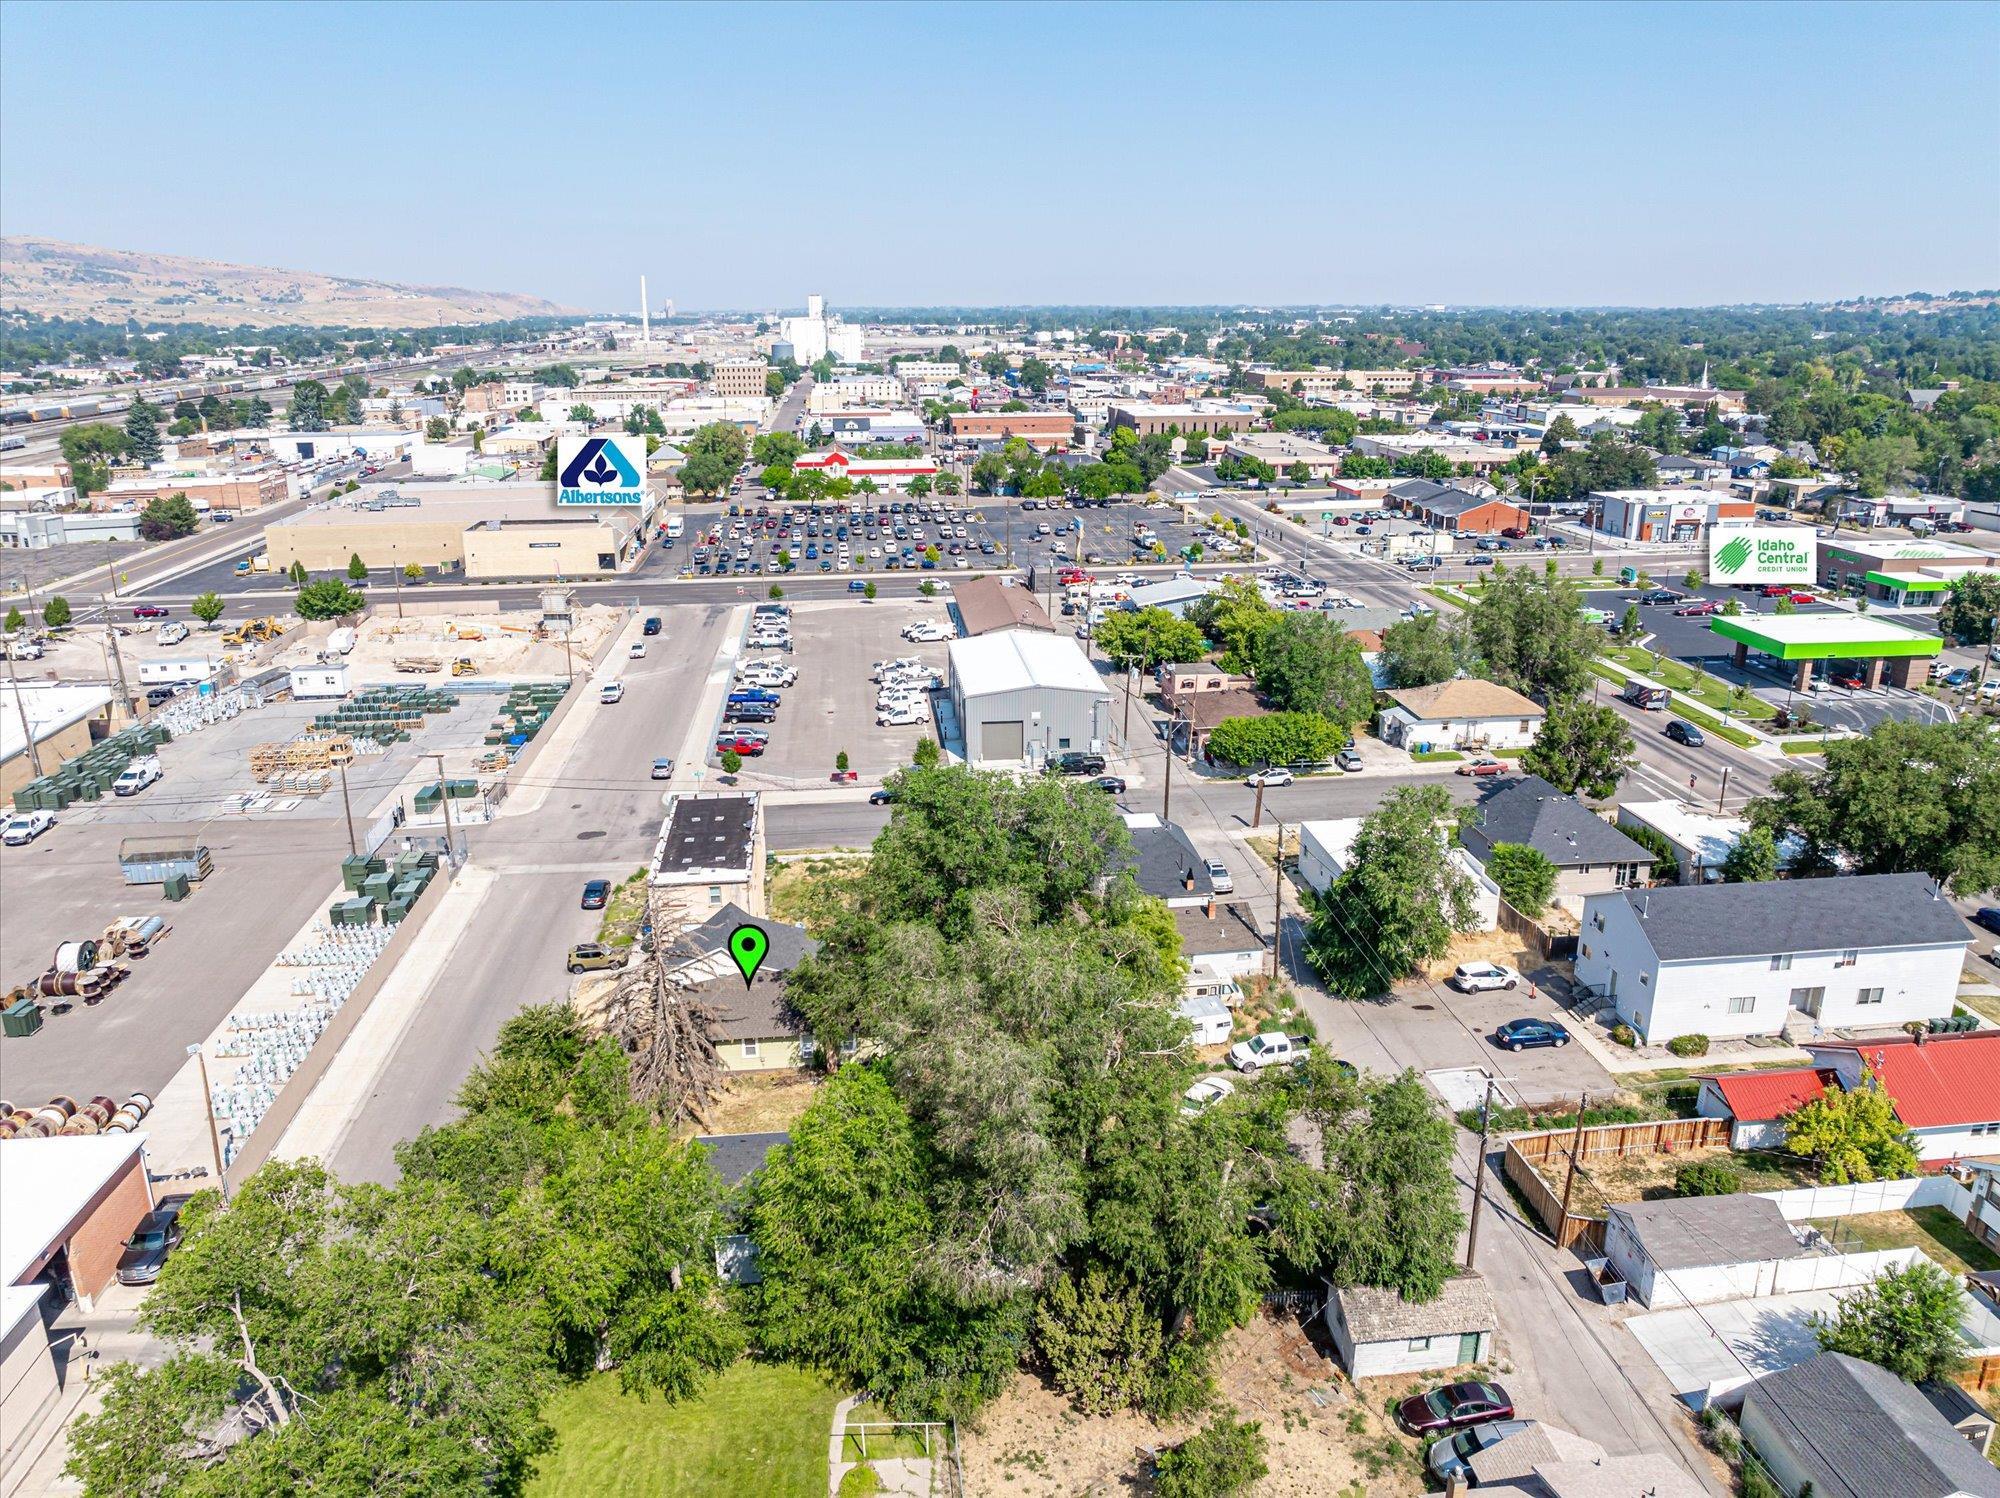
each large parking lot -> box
[657,497,1249,580]
[713,598,952,787]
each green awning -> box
[1708,615,1942,661]
[1865,571,1948,592]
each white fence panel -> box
[1755,1176,1966,1221]
[1771,1246,1922,1295]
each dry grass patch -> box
[694,1071,820,1137]
[767,853,869,933]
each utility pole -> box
[1556,1092,1591,1226]
[1251,776,1265,829]
[1465,1076,1498,1269]
[1715,764,1730,814]
[1269,821,1285,981]
[4,645,45,777]
[427,751,459,866]
[102,606,134,715]
[187,1044,231,1204]
[336,761,358,856]
[1161,716,1178,822]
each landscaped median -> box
[1586,661,1761,748]
[1602,644,1779,722]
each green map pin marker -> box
[728,924,769,988]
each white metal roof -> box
[0,1133,148,1338]
[948,629,1103,697]
[0,683,113,766]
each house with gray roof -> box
[1573,873,1973,1046]
[1738,1352,2000,1498]
[1459,775,1654,912]
[1113,813,1215,907]
[663,902,820,1073]
[1323,1272,1498,1378]
[1602,1195,1809,1308]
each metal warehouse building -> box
[947,629,1110,768]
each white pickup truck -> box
[112,756,163,797]
[1227,1031,1313,1075]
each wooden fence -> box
[1494,899,1579,961]
[1503,1117,1733,1251]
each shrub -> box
[1154,1415,1267,1498]
[1666,1034,1710,1058]
[1032,1264,1162,1415]
[1610,1024,1638,1048]
[1675,1160,1741,1197]
[912,738,940,769]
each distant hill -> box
[0,235,576,328]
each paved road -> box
[327,603,738,1182]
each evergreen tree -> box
[124,400,163,464]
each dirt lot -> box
[1533,1142,1821,1217]
[694,1071,820,1137]
[271,603,622,685]
[961,1313,1426,1498]
[766,853,868,934]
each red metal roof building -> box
[791,447,940,491]
[1694,1068,1834,1149]
[1806,1032,2000,1163]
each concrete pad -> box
[1624,1288,1841,1402]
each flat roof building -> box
[712,360,769,399]
[1,682,116,799]
[649,792,764,923]
[1106,401,1264,438]
[946,410,1075,450]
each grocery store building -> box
[1707,613,1942,692]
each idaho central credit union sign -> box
[555,434,647,506]
[1708,524,1815,584]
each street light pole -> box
[187,1043,231,1204]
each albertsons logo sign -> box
[1709,525,1815,583]
[556,435,647,507]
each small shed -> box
[1324,1272,1498,1379]
[1603,1195,1809,1309]
[1693,1067,1832,1149]
[1178,992,1233,1047]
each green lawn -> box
[531,1363,840,1498]
[1781,738,1834,755]
[1411,748,1464,762]
[1603,646,1778,722]
[1806,1207,2000,1276]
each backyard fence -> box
[1504,1117,1733,1251]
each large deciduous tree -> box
[1305,785,1477,995]
[1785,1072,1922,1184]
[1466,565,1603,701]
[1252,613,1378,726]
[1812,1260,1967,1384]
[1520,699,1635,799]
[1093,608,1206,672]
[1379,613,1462,688]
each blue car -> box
[1972,908,2000,936]
[1493,1018,1570,1052]
[848,579,867,592]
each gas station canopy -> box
[1707,614,1942,661]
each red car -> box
[1785,590,1818,604]
[132,605,169,619]
[714,735,767,757]
[1396,1381,1515,1436]
[1673,600,1720,616]
[1830,671,1865,690]
[1455,756,1505,777]
[1500,526,1528,539]
[1759,584,1792,598]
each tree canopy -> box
[1305,785,1477,996]
[1520,699,1635,799]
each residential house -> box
[1615,800,1803,885]
[1114,813,1214,907]
[1572,874,1972,1047]
[1323,1273,1498,1379]
[1479,1452,1706,1498]
[1459,1423,1620,1494]
[1693,1068,1835,1149]
[1298,816,1502,930]
[699,1131,789,1285]
[1804,1031,2000,1165]
[649,792,764,924]
[1737,1353,2000,1498]
[1173,901,1267,1006]
[951,576,1056,637]
[661,902,818,1073]
[1460,775,1655,912]
[1377,679,1545,752]
[1602,1195,1810,1309]
[1961,1162,2000,1257]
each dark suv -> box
[1046,752,1107,776]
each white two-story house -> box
[1572,874,1971,1047]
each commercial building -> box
[1349,432,1525,472]
[895,360,963,386]
[1708,613,1942,692]
[264,482,653,580]
[790,448,939,491]
[1218,432,1342,480]
[649,792,764,924]
[1405,488,1531,536]
[1,683,117,800]
[1569,384,1748,414]
[0,507,140,548]
[812,412,926,447]
[1444,370,1545,396]
[1573,873,1972,1046]
[712,360,769,399]
[1837,494,1967,529]
[1253,368,1425,396]
[947,628,1109,767]
[255,430,416,465]
[1106,401,1264,438]
[806,375,902,412]
[1591,489,1755,543]
[102,464,289,513]
[945,410,1075,450]
[951,576,1056,636]
[1817,533,2000,606]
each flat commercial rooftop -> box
[1707,613,1941,659]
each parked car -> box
[1429,1420,1536,1483]
[1456,756,1505,777]
[1091,775,1128,795]
[643,616,662,636]
[1335,747,1364,772]
[1673,600,1720,617]
[1048,751,1107,776]
[868,787,895,806]
[1396,1381,1516,1436]
[1969,908,2000,936]
[1639,589,1683,606]
[1450,961,1518,993]
[1244,767,1293,788]
[1829,670,1866,690]
[581,879,611,910]
[1180,1075,1238,1117]
[1494,1018,1571,1052]
[1664,718,1705,747]
[650,758,675,781]
[566,942,620,974]
[1227,1031,1312,1075]
[114,1199,190,1286]
[1,810,56,846]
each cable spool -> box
[105,1107,141,1133]
[82,1096,117,1127]
[0,1119,18,1140]
[60,1113,100,1135]
[52,940,99,974]
[29,1107,69,1134]
[126,1091,155,1117]
[43,1095,78,1120]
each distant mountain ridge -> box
[0,235,575,329]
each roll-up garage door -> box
[979,719,1025,762]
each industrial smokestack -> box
[640,275,651,344]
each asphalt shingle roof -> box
[1115,820,1214,902]
[1740,1352,2000,1498]
[694,1132,788,1189]
[1335,1274,1497,1342]
[1462,775,1654,869]
[1605,873,1972,962]
[1609,1194,1806,1271]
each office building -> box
[712,360,770,399]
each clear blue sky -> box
[3,1,1995,313]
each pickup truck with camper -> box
[1227,1031,1312,1074]
[112,757,163,797]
